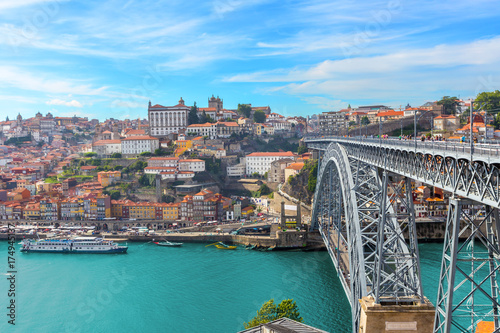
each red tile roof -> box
[122,135,159,141]
[247,151,295,157]
[377,110,403,117]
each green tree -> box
[154,148,167,156]
[109,190,121,200]
[199,111,209,123]
[297,145,308,155]
[244,300,277,328]
[437,96,458,114]
[237,104,252,118]
[138,174,151,186]
[361,115,370,125]
[349,121,357,127]
[475,90,500,113]
[162,194,175,203]
[259,184,271,195]
[84,152,97,158]
[276,299,303,323]
[114,165,123,171]
[253,110,266,123]
[140,151,152,157]
[493,113,500,130]
[307,160,318,193]
[188,102,199,125]
[90,159,101,166]
[110,153,122,158]
[244,299,303,329]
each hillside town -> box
[0,95,497,227]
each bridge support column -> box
[359,296,435,333]
[434,198,500,333]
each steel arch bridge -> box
[305,136,500,333]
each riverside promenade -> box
[0,221,326,250]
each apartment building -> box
[121,135,159,156]
[97,171,122,187]
[246,151,296,176]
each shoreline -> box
[0,230,327,251]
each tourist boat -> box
[206,242,237,250]
[20,237,128,254]
[153,241,183,247]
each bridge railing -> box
[305,135,500,159]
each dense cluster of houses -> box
[0,188,252,223]
[317,100,500,141]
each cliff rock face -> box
[282,160,317,205]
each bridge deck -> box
[305,136,500,163]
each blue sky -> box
[1,0,500,121]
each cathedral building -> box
[208,95,223,111]
[148,98,190,137]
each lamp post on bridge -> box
[470,99,474,157]
[414,109,435,149]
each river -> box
[0,241,445,332]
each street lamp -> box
[414,109,435,148]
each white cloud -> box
[0,94,39,104]
[301,96,348,110]
[0,0,61,11]
[110,100,144,109]
[0,66,109,96]
[55,110,97,119]
[227,37,500,83]
[212,0,270,16]
[46,99,83,107]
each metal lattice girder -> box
[310,143,424,332]
[311,143,366,333]
[373,175,425,304]
[305,137,500,209]
[434,198,500,333]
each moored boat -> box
[20,237,128,254]
[206,242,237,250]
[215,244,237,250]
[153,241,183,247]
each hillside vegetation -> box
[281,159,318,205]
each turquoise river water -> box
[0,241,445,333]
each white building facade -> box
[245,151,296,176]
[148,98,189,137]
[92,140,122,157]
[186,123,217,139]
[121,136,159,156]
[178,159,205,172]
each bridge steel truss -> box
[311,143,424,332]
[307,137,500,333]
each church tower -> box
[208,95,223,111]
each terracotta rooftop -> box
[122,135,159,141]
[247,151,295,157]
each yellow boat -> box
[206,242,237,250]
[215,244,237,250]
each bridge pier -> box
[359,296,435,333]
[434,198,500,333]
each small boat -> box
[153,241,183,247]
[206,242,237,250]
[215,244,237,250]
